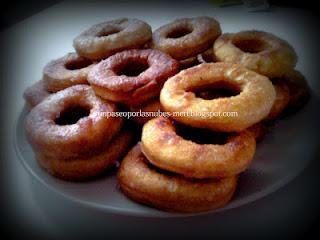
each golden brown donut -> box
[118,143,238,213]
[214,31,297,78]
[43,53,95,92]
[37,128,133,181]
[152,16,221,60]
[282,70,310,113]
[141,117,256,179]
[160,63,276,132]
[73,18,152,60]
[23,80,52,109]
[88,49,179,106]
[25,85,123,160]
[129,98,162,125]
[265,78,290,120]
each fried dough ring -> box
[88,49,179,106]
[130,98,162,125]
[118,143,238,213]
[37,128,133,181]
[24,80,52,109]
[25,85,123,159]
[152,16,221,60]
[214,31,297,78]
[141,117,256,179]
[265,79,290,120]
[283,70,310,113]
[160,63,276,132]
[73,18,152,60]
[43,53,95,92]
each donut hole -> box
[55,105,91,125]
[233,38,268,53]
[65,58,92,70]
[97,27,121,37]
[166,26,193,39]
[191,82,241,100]
[175,123,229,145]
[116,58,149,77]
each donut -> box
[25,85,123,160]
[23,80,52,109]
[152,16,221,60]
[265,78,290,120]
[160,63,276,132]
[118,143,238,213]
[37,128,133,181]
[43,53,95,92]
[214,30,297,78]
[130,98,162,125]
[282,70,310,113]
[141,117,256,179]
[73,18,152,60]
[88,49,179,106]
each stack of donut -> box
[23,16,310,213]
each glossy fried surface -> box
[118,143,238,213]
[73,18,152,60]
[214,31,297,78]
[141,117,256,178]
[160,63,276,132]
[152,16,221,60]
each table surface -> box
[2,1,320,238]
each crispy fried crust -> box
[160,63,276,132]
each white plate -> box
[14,93,319,218]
